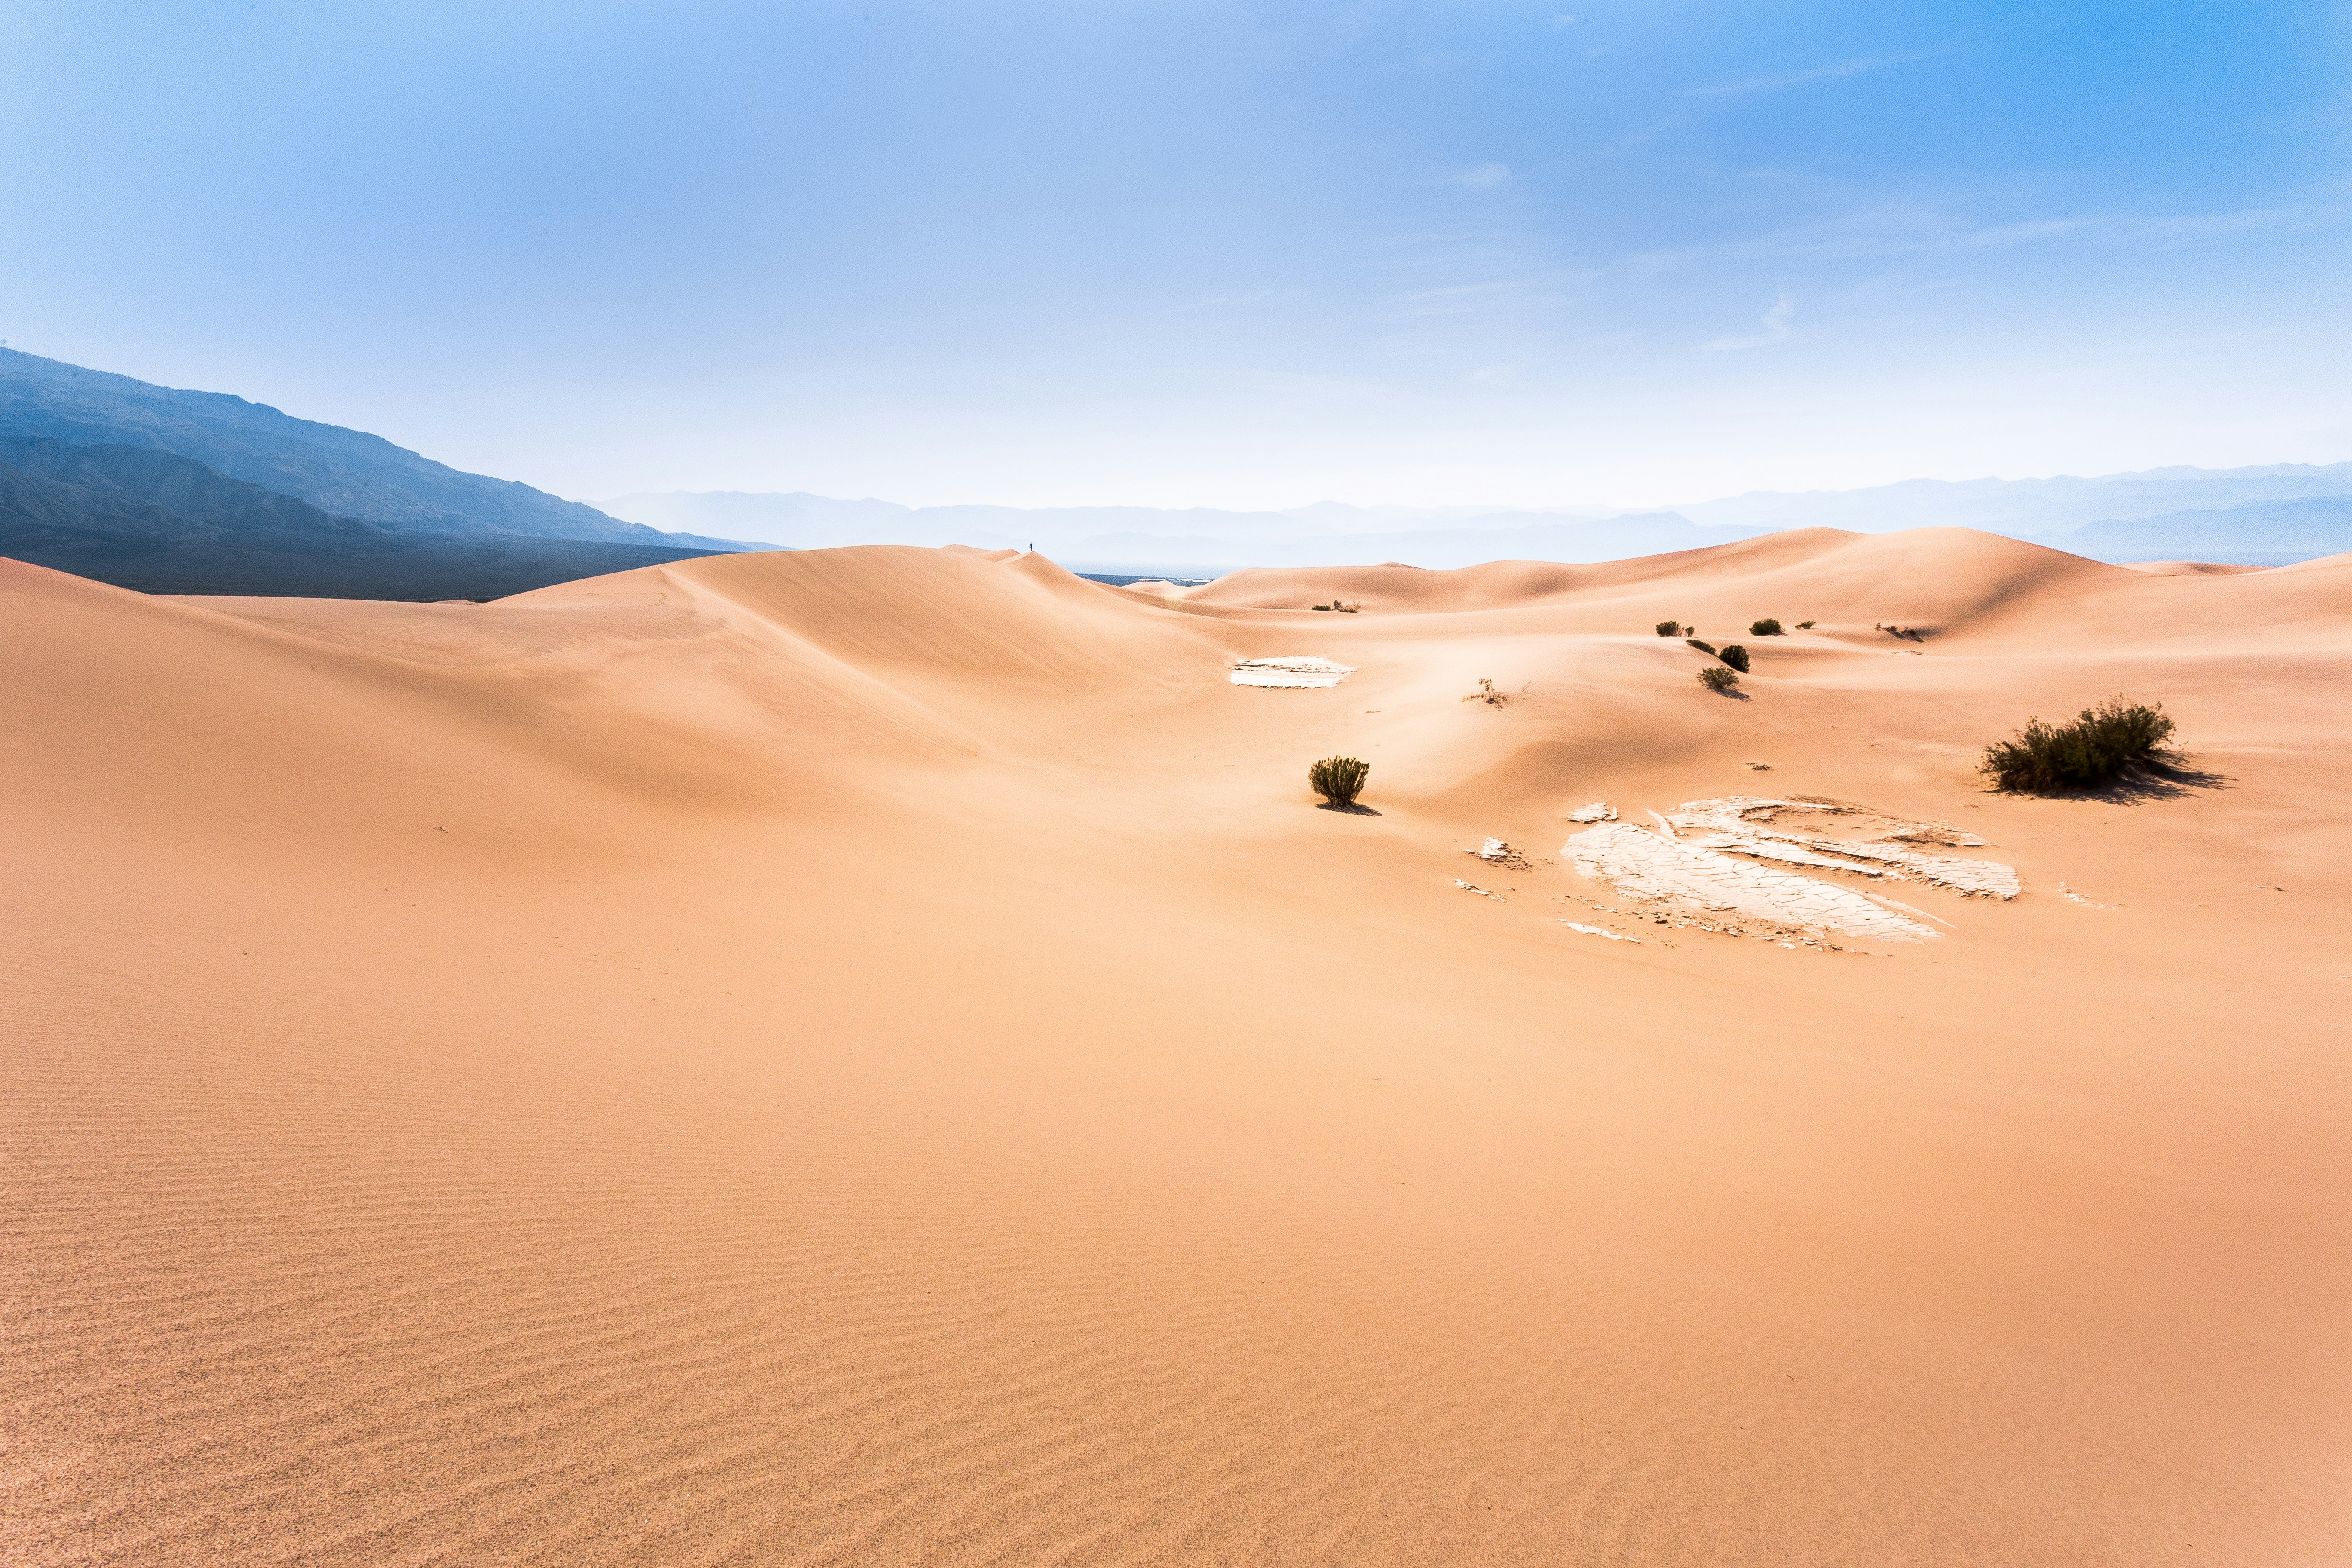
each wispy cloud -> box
[1606,53,1920,152]
[1448,163,1512,189]
[1685,56,1908,98]
[1703,213,2086,268]
[1704,293,1795,351]
[1629,195,2343,276]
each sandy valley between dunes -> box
[5,528,2349,1565]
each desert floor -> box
[5,529,2349,1565]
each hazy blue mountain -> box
[2052,496,2352,566]
[1065,512,1761,571]
[598,492,1760,567]
[599,491,1314,552]
[600,491,926,544]
[0,438,734,600]
[603,490,1638,549]
[1676,464,2352,536]
[0,349,746,550]
[609,468,2352,570]
[1275,500,1623,532]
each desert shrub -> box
[1719,644,1750,673]
[1750,618,1783,636]
[1312,603,1331,610]
[1980,698,2176,792]
[1697,666,1740,694]
[1309,755,1371,805]
[1461,677,1505,707]
[1685,638,1716,654]
[1796,620,1816,629]
[1655,619,1680,637]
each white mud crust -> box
[1563,796,2019,943]
[1566,821,1939,941]
[1229,657,1356,688]
[1566,802,1618,823]
[1666,797,2020,899]
[1562,921,1640,943]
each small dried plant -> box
[1309,755,1371,805]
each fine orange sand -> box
[5,528,2349,1565]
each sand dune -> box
[6,532,2349,1566]
[2126,559,2271,576]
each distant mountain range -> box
[1672,466,2352,537]
[6,346,2345,597]
[603,465,2352,570]
[0,349,753,598]
[2052,496,2352,566]
[597,491,1754,572]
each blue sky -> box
[4,1,2348,508]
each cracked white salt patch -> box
[1665,797,2019,900]
[1454,879,1505,901]
[1566,802,1617,823]
[1562,922,1639,943]
[1476,838,1509,861]
[1229,657,1355,688]
[1565,821,1938,940]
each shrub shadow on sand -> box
[1316,801,1384,815]
[2006,756,2231,805]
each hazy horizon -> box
[592,454,2352,528]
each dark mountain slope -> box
[0,441,735,600]
[0,348,741,549]
[0,436,386,540]
[1,459,202,539]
